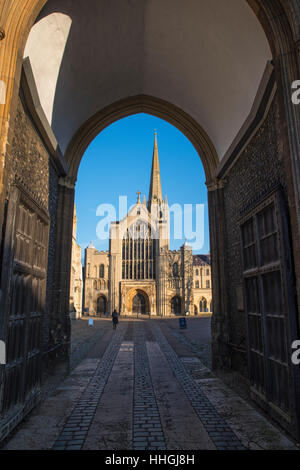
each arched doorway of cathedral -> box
[1,0,300,441]
[96,295,107,316]
[126,289,150,316]
[171,296,182,316]
[199,298,208,314]
[132,293,147,316]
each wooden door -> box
[0,184,49,420]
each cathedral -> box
[82,134,212,317]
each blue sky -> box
[75,113,210,255]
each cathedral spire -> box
[148,131,163,210]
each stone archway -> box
[171,296,182,315]
[132,293,147,315]
[96,295,107,316]
[0,0,300,442]
[199,298,208,314]
[126,288,150,316]
[1,1,299,209]
[64,95,218,185]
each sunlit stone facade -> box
[83,134,211,316]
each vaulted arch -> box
[1,0,300,442]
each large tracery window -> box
[122,222,156,280]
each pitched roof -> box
[193,254,211,266]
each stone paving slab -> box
[83,342,134,450]
[162,317,212,368]
[3,318,298,451]
[52,324,126,450]
[3,358,100,450]
[197,376,298,450]
[146,340,215,450]
[161,317,211,368]
[150,322,245,450]
[70,318,115,370]
[155,321,298,451]
[132,322,167,451]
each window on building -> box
[195,280,199,288]
[99,264,105,278]
[122,222,156,280]
[206,280,210,288]
[206,269,210,275]
[196,269,199,276]
[173,262,179,277]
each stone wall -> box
[7,92,51,206]
[222,91,287,377]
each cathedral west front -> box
[82,134,212,317]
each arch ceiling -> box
[23,0,271,160]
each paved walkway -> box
[3,318,298,450]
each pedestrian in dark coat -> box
[112,309,119,329]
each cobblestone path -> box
[52,323,127,450]
[3,318,297,451]
[132,322,167,450]
[150,323,244,450]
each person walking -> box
[112,309,119,330]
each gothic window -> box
[196,269,199,276]
[122,222,156,280]
[195,281,199,288]
[173,262,178,277]
[206,280,210,288]
[99,264,105,278]
[206,269,210,275]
